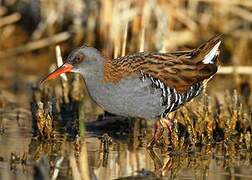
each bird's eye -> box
[74,54,85,64]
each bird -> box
[41,35,222,147]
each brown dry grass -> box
[0,1,252,179]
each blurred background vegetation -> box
[0,0,252,179]
[0,0,251,110]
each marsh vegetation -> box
[0,0,251,179]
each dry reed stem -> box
[61,81,70,104]
[0,6,7,16]
[217,66,252,74]
[171,119,179,150]
[110,1,138,58]
[231,6,252,22]
[35,102,54,139]
[51,156,64,180]
[181,108,197,145]
[193,0,252,7]
[56,45,68,81]
[70,142,90,180]
[71,75,84,101]
[233,31,252,38]
[70,154,81,180]
[139,27,145,52]
[79,142,90,180]
[139,1,150,52]
[121,22,128,57]
[0,12,21,27]
[0,32,71,59]
[173,8,198,31]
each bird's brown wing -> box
[104,35,221,93]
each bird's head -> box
[40,46,103,84]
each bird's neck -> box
[80,58,105,84]
[80,59,110,105]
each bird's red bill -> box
[40,63,73,84]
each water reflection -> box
[87,135,252,180]
[0,113,251,180]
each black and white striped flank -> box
[141,73,203,118]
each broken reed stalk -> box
[56,45,68,81]
[34,101,55,139]
[30,45,86,139]
[56,45,70,104]
[157,90,252,150]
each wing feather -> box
[104,35,222,93]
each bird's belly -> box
[86,77,165,119]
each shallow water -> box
[0,111,251,180]
[0,2,251,179]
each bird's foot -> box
[147,119,164,148]
[147,118,173,148]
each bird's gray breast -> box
[84,75,165,119]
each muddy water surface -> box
[0,111,251,180]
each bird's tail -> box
[192,34,222,64]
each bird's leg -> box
[162,115,181,149]
[147,111,177,148]
[147,118,164,148]
[161,118,173,134]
